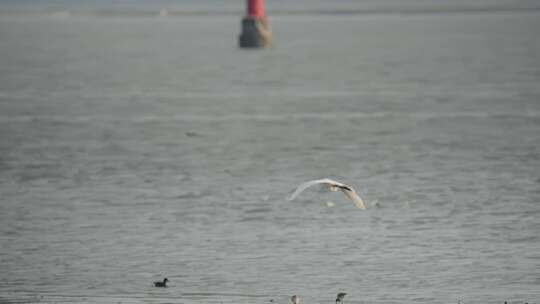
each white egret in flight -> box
[288,178,366,209]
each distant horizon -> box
[1,0,540,17]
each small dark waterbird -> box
[154,278,169,287]
[291,295,300,304]
[336,293,347,304]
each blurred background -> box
[1,0,539,303]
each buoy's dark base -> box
[238,16,271,48]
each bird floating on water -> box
[154,278,169,287]
[290,295,300,304]
[336,293,347,304]
[288,178,366,209]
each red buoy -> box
[238,0,271,48]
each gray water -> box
[1,1,540,304]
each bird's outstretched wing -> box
[288,178,335,201]
[341,188,366,209]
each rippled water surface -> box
[1,2,539,304]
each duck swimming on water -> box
[336,293,347,304]
[154,278,169,287]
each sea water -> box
[1,1,539,303]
